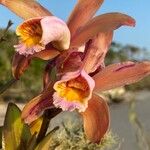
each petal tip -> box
[125,17,136,27]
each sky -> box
[0,0,150,49]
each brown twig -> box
[0,78,17,95]
[0,20,13,43]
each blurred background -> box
[0,0,150,150]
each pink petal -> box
[53,93,87,112]
[81,94,110,143]
[71,13,135,47]
[67,0,104,36]
[83,31,113,74]
[40,16,71,50]
[53,70,95,112]
[93,61,150,92]
[21,91,53,124]
[0,0,52,19]
[14,42,44,55]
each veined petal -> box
[15,17,44,55]
[0,0,52,20]
[53,70,95,112]
[33,48,60,60]
[71,13,135,47]
[40,16,70,50]
[43,59,56,89]
[81,94,110,143]
[67,0,104,36]
[12,52,31,79]
[22,92,53,124]
[15,16,70,55]
[93,61,150,92]
[83,32,113,74]
[56,51,83,76]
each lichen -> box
[48,120,120,150]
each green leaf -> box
[30,117,43,136]
[27,133,37,150]
[2,103,31,150]
[35,126,59,150]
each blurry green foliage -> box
[0,28,45,102]
[106,42,150,64]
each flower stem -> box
[36,108,61,143]
[36,110,51,143]
[0,78,17,95]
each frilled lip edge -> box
[53,70,95,112]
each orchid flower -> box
[14,16,70,55]
[1,0,150,144]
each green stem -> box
[36,108,61,143]
[36,110,50,143]
[0,78,17,95]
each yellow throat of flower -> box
[55,76,89,103]
[16,19,43,47]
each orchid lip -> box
[15,16,71,55]
[53,70,95,112]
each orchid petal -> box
[43,60,56,89]
[12,53,31,79]
[93,61,150,92]
[33,48,60,60]
[53,70,95,112]
[0,0,52,20]
[67,0,104,36]
[81,94,110,143]
[56,51,83,76]
[83,31,113,74]
[40,16,71,50]
[71,13,135,47]
[21,91,53,124]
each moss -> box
[48,121,119,150]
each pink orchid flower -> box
[1,0,150,143]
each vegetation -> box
[0,27,45,102]
[47,121,119,150]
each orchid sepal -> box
[81,94,110,143]
[0,0,52,20]
[93,61,150,92]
